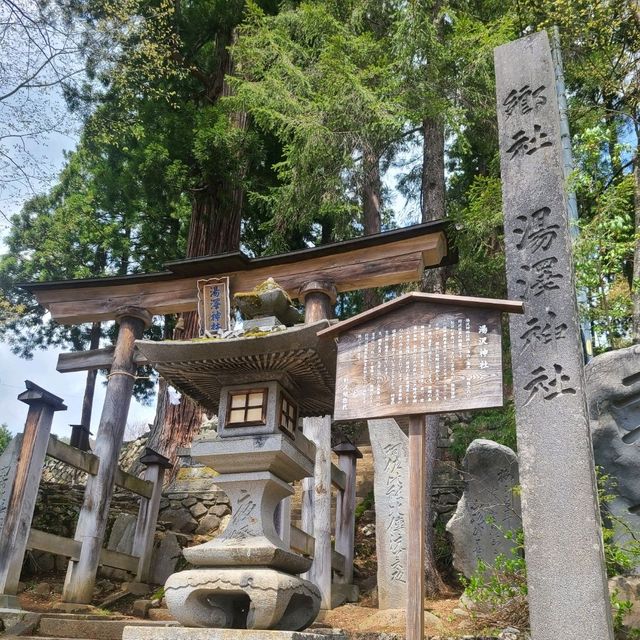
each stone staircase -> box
[2,612,177,639]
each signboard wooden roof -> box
[320,292,524,421]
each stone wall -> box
[24,479,232,583]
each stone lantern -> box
[135,289,337,632]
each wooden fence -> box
[0,381,169,608]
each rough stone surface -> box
[446,439,521,578]
[183,472,311,574]
[195,514,221,535]
[38,617,177,640]
[208,504,229,517]
[148,608,176,622]
[495,30,613,640]
[159,507,198,534]
[164,568,321,630]
[193,431,315,482]
[150,533,183,586]
[368,418,408,609]
[355,609,443,633]
[123,629,327,640]
[0,435,22,536]
[608,576,640,629]
[189,502,208,519]
[107,513,137,555]
[586,344,640,555]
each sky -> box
[0,132,157,439]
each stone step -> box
[36,617,178,640]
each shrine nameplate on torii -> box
[321,293,521,420]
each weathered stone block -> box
[164,568,320,630]
[159,507,198,534]
[195,514,221,536]
[151,532,182,586]
[446,439,521,578]
[189,503,208,519]
[586,344,640,555]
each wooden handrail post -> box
[0,381,66,609]
[63,306,152,604]
[301,416,332,610]
[132,448,172,584]
[332,442,362,585]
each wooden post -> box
[300,279,335,609]
[69,423,91,452]
[333,442,362,585]
[132,448,172,584]
[407,414,426,640]
[63,306,151,604]
[300,280,337,324]
[0,382,66,608]
[302,415,333,610]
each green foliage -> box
[462,527,528,631]
[449,403,517,462]
[0,424,12,456]
[598,469,640,577]
[355,490,374,521]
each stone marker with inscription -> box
[368,418,409,609]
[495,30,614,640]
[446,439,520,578]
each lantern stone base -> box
[164,568,321,631]
[123,628,329,640]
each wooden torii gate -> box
[21,221,451,604]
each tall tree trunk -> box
[421,115,448,597]
[79,321,101,441]
[633,158,640,343]
[362,146,382,310]
[421,116,446,294]
[150,33,247,466]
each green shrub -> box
[450,403,517,463]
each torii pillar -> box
[63,306,152,604]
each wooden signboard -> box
[319,292,523,640]
[333,303,503,420]
[320,292,522,421]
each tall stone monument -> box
[495,31,614,639]
[368,418,409,609]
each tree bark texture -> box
[421,116,447,596]
[424,414,447,596]
[362,146,382,310]
[152,30,247,465]
[421,116,447,295]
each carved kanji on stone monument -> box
[495,30,613,640]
